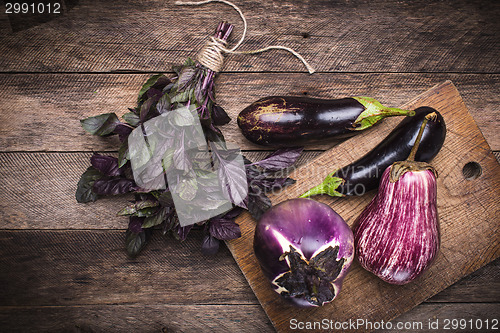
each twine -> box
[174,0,316,74]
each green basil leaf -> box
[135,206,159,217]
[75,166,103,203]
[117,200,159,216]
[125,229,149,258]
[156,93,171,114]
[174,177,198,201]
[142,207,168,228]
[137,74,164,103]
[118,140,129,168]
[81,113,120,136]
[122,112,140,127]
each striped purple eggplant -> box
[353,112,441,284]
[354,167,439,284]
[253,198,354,307]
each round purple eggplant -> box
[253,198,354,307]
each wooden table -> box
[0,1,498,332]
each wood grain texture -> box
[0,0,498,330]
[0,230,257,306]
[0,151,314,229]
[226,81,500,332]
[0,0,498,73]
[0,229,496,332]
[0,73,498,151]
[0,152,133,229]
[427,257,500,303]
[0,304,274,333]
[377,303,500,333]
[1,303,499,333]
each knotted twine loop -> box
[174,0,316,74]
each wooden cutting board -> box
[226,81,500,332]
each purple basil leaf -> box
[201,234,220,255]
[156,94,171,114]
[177,67,197,91]
[137,74,166,103]
[256,177,296,192]
[140,97,155,122]
[163,210,178,235]
[211,104,231,126]
[247,186,272,220]
[251,147,303,171]
[80,113,120,136]
[222,207,244,219]
[211,144,248,207]
[209,218,241,240]
[128,216,144,233]
[195,79,205,106]
[147,88,163,101]
[204,124,225,143]
[152,75,171,91]
[158,191,174,207]
[90,154,121,177]
[75,166,103,203]
[113,123,133,142]
[177,224,193,241]
[236,198,248,210]
[245,164,266,181]
[92,178,135,195]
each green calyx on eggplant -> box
[237,96,415,146]
[300,106,446,198]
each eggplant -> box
[253,198,354,307]
[354,113,440,284]
[300,106,446,198]
[238,96,415,146]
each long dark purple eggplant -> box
[300,106,446,197]
[237,96,415,146]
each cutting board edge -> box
[226,80,500,332]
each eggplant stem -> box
[407,112,436,161]
[351,96,415,131]
[389,111,438,182]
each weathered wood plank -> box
[380,303,500,333]
[4,149,494,231]
[0,151,311,229]
[0,152,133,229]
[0,230,258,306]
[427,258,500,303]
[0,73,498,151]
[0,0,498,73]
[0,304,274,333]
[0,229,497,307]
[0,303,498,333]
